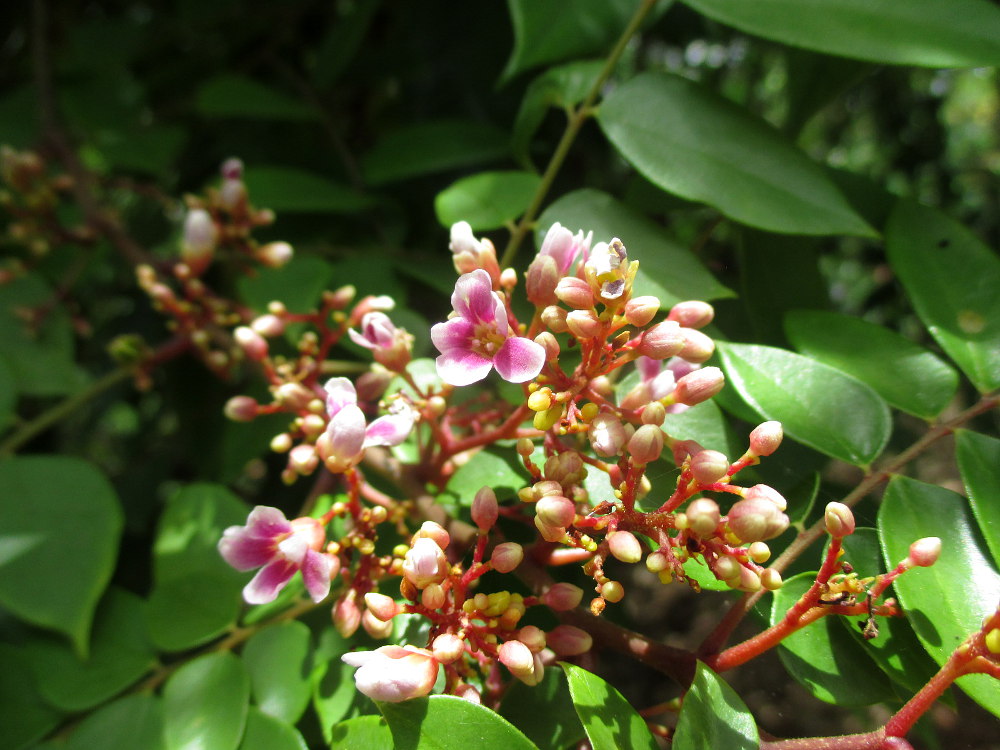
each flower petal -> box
[219,528,278,571]
[430,317,475,353]
[636,356,660,383]
[243,558,297,604]
[364,412,415,448]
[451,269,496,323]
[324,377,358,416]
[325,403,367,460]
[301,549,334,602]
[493,336,545,383]
[435,350,494,387]
[347,327,377,350]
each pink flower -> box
[218,507,334,604]
[431,269,545,386]
[316,377,416,472]
[348,312,413,371]
[525,222,592,306]
[342,645,439,702]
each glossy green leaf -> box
[243,621,313,724]
[379,695,537,750]
[362,120,510,186]
[145,483,249,651]
[435,171,541,231]
[237,708,308,750]
[663,398,735,456]
[444,449,527,506]
[878,476,1000,716]
[679,0,1000,68]
[673,662,758,750]
[26,588,156,711]
[63,694,164,750]
[885,200,1000,393]
[0,273,88,396]
[717,342,891,466]
[163,652,250,750]
[499,667,585,750]
[0,643,63,750]
[956,429,1000,565]
[242,166,371,214]
[785,310,959,419]
[196,74,316,120]
[238,255,335,316]
[838,530,940,696]
[783,50,873,138]
[771,572,895,706]
[597,72,875,237]
[0,456,122,654]
[537,189,733,305]
[329,715,393,750]
[561,662,658,750]
[97,125,186,177]
[681,556,731,592]
[512,60,603,169]
[311,629,357,743]
[0,358,15,431]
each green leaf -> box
[195,74,317,121]
[885,200,1000,393]
[0,643,63,750]
[512,61,604,170]
[537,189,733,305]
[838,530,940,696]
[597,72,875,237]
[144,483,249,651]
[561,662,658,750]
[435,171,541,231]
[878,476,1000,717]
[679,0,1000,68]
[25,588,156,711]
[96,125,186,177]
[956,430,1000,565]
[717,342,891,466]
[444,449,527,506]
[673,662,758,750]
[329,715,393,750]
[163,652,250,750]
[0,273,88,396]
[237,707,308,750]
[362,120,510,186]
[0,456,121,654]
[681,556,732,592]
[378,695,537,750]
[662,399,736,457]
[238,254,335,315]
[499,667,585,750]
[311,629,357,743]
[785,310,959,419]
[242,166,372,214]
[63,694,164,750]
[771,572,895,706]
[0,358,15,432]
[243,621,313,724]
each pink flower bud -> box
[364,592,400,622]
[686,498,721,538]
[275,382,314,410]
[432,633,466,664]
[760,569,783,591]
[251,314,285,337]
[491,542,524,573]
[627,424,664,465]
[745,484,787,512]
[421,583,446,610]
[526,255,560,307]
[235,326,268,361]
[712,555,740,582]
[749,421,783,457]
[640,402,666,426]
[455,683,481,704]
[541,305,569,333]
[908,537,941,567]
[181,208,218,276]
[256,241,293,268]
[677,328,715,363]
[333,594,361,638]
[727,497,789,543]
[565,309,602,339]
[355,368,393,401]
[534,515,566,543]
[472,487,499,531]
[824,502,855,538]
[672,367,724,406]
[547,625,592,656]
[535,495,576,528]
[224,395,258,422]
[589,413,628,457]
[361,609,394,639]
[221,157,244,180]
[542,582,584,611]
[667,300,714,329]
[623,296,660,327]
[498,640,543,685]
[608,530,643,564]
[517,625,547,652]
[638,321,684,360]
[402,537,448,589]
[342,645,438,703]
[534,331,560,360]
[555,277,595,309]
[414,521,450,550]
[690,450,730,484]
[288,444,319,475]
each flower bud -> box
[534,515,566,542]
[234,326,268,361]
[640,401,666,426]
[671,367,725,406]
[220,157,243,180]
[517,625,547,652]
[748,541,771,563]
[638,321,684,360]
[535,495,576,528]
[288,444,319,475]
[627,424,664,465]
[224,395,258,422]
[333,594,361,638]
[364,592,400,622]
[566,309,602,339]
[667,300,714,329]
[421,583,446,610]
[908,537,941,567]
[361,609,394,639]
[736,567,761,592]
[275,382,314,410]
[181,208,218,276]
[677,328,715,363]
[686,498,721,538]
[541,583,584,611]
[525,255,560,307]
[600,580,625,603]
[646,552,669,573]
[402,537,448,589]
[432,633,466,664]
[499,640,540,685]
[472,486,499,532]
[540,305,568,333]
[712,555,740,582]
[760,569,783,591]
[824,502,855,538]
[491,542,524,573]
[555,277,595,309]
[608,530,643,564]
[745,484,787,512]
[455,683,481,704]
[414,521,450,550]
[251,313,285,337]
[690,450,730,485]
[749,421,783,457]
[985,628,1000,655]
[727,497,789,543]
[256,241,294,268]
[623,296,660,327]
[589,413,628,457]
[535,331,560,360]
[547,625,592,656]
